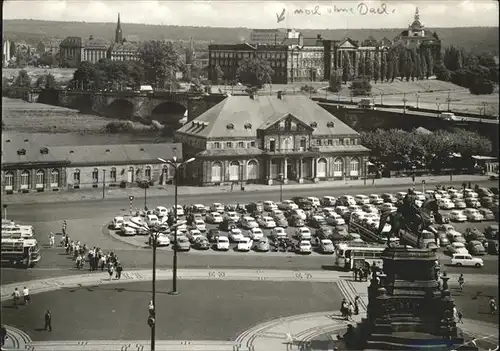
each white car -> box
[193,219,206,232]
[395,192,407,201]
[295,227,312,240]
[439,199,455,210]
[425,190,439,199]
[210,203,225,213]
[325,213,345,226]
[112,216,125,230]
[241,216,259,229]
[379,203,397,213]
[347,205,362,213]
[354,194,370,205]
[413,191,426,201]
[188,229,203,243]
[237,237,253,251]
[446,242,469,255]
[155,206,169,218]
[307,197,321,207]
[258,216,276,229]
[214,236,230,251]
[449,210,467,222]
[229,228,244,243]
[173,205,184,217]
[362,204,379,214]
[121,226,136,236]
[206,212,223,224]
[447,231,466,244]
[226,211,240,222]
[323,207,336,217]
[297,240,312,254]
[270,209,284,217]
[248,228,264,240]
[146,214,159,227]
[278,200,299,210]
[350,211,366,223]
[263,200,278,211]
[290,209,306,220]
[369,194,383,205]
[153,233,170,247]
[463,209,484,222]
[464,190,479,198]
[271,227,287,239]
[338,195,356,206]
[436,190,450,199]
[451,254,484,268]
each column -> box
[313,158,319,183]
[298,158,304,184]
[283,158,288,184]
[267,159,272,185]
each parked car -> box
[237,237,253,252]
[278,200,299,211]
[258,216,277,229]
[288,215,305,227]
[187,212,204,225]
[214,236,230,251]
[463,209,484,222]
[290,209,307,221]
[379,203,397,213]
[449,210,467,222]
[225,211,240,223]
[381,193,396,203]
[446,242,469,255]
[338,195,357,206]
[193,219,206,232]
[318,239,335,254]
[149,233,170,247]
[155,206,169,218]
[321,196,337,207]
[121,226,136,236]
[206,212,223,224]
[325,213,345,226]
[308,215,327,228]
[316,226,333,240]
[369,194,384,205]
[453,199,466,209]
[476,187,494,198]
[175,236,191,251]
[248,227,264,240]
[253,238,270,252]
[438,199,455,210]
[307,197,321,207]
[272,214,288,228]
[292,197,313,210]
[450,253,483,267]
[467,240,486,256]
[465,198,481,209]
[192,237,210,250]
[297,240,312,254]
[361,204,379,214]
[480,197,494,209]
[354,194,370,205]
[219,218,236,231]
[112,216,125,230]
[271,227,287,239]
[478,208,495,221]
[229,228,244,243]
[246,202,264,214]
[210,203,225,213]
[188,229,204,243]
[207,229,220,242]
[464,227,486,242]
[484,224,499,240]
[295,227,312,240]
[263,200,278,212]
[447,230,466,244]
[241,216,259,229]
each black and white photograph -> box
[1,0,499,350]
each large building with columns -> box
[174,93,370,186]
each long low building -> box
[175,93,370,186]
[1,141,182,194]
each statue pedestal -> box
[352,247,476,350]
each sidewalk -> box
[3,174,490,205]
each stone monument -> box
[351,246,478,350]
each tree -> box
[349,77,372,96]
[328,69,342,92]
[434,61,451,81]
[214,64,224,84]
[38,52,57,67]
[413,50,420,81]
[342,52,353,84]
[365,53,373,80]
[469,77,495,95]
[357,53,365,77]
[235,57,274,89]
[398,49,407,80]
[14,69,31,88]
[420,52,427,80]
[391,54,399,82]
[426,51,434,78]
[380,53,387,83]
[373,54,380,83]
[404,50,414,82]
[72,61,98,89]
[35,73,57,89]
[138,40,180,88]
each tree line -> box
[360,129,492,174]
[2,69,59,99]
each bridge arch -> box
[72,95,93,113]
[105,99,135,119]
[151,101,187,125]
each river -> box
[1,97,172,146]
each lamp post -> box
[380,93,383,105]
[446,91,451,111]
[402,93,407,114]
[138,180,150,210]
[157,156,195,295]
[278,173,284,202]
[102,169,106,199]
[3,204,7,220]
[416,93,420,109]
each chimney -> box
[277,91,284,100]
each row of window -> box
[214,59,286,68]
[211,160,259,182]
[211,52,287,59]
[209,138,358,150]
[212,141,256,149]
[4,169,60,189]
[317,138,358,146]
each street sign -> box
[129,196,134,201]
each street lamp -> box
[102,169,106,199]
[140,220,187,351]
[416,93,420,109]
[3,204,7,220]
[278,173,284,202]
[402,93,407,114]
[157,156,195,295]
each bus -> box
[2,223,35,239]
[334,244,386,271]
[400,229,438,250]
[1,238,41,268]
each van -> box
[358,99,375,109]
[439,112,457,121]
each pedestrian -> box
[115,262,123,280]
[458,274,465,291]
[22,286,30,306]
[354,296,360,315]
[11,288,20,309]
[457,310,463,324]
[62,220,67,236]
[99,255,106,272]
[0,325,6,348]
[48,232,55,248]
[490,298,497,315]
[60,234,66,247]
[347,302,354,321]
[353,267,358,281]
[44,310,52,331]
[341,298,348,320]
[108,264,115,280]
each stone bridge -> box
[51,90,225,124]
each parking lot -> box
[109,190,499,260]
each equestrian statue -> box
[377,189,442,248]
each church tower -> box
[115,13,123,44]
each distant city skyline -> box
[3,0,499,29]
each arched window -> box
[229,161,240,181]
[350,157,360,177]
[36,170,45,189]
[247,160,259,180]
[110,167,117,182]
[20,170,30,189]
[73,169,81,185]
[145,166,152,181]
[92,168,99,183]
[128,167,134,183]
[281,136,292,151]
[211,161,223,182]
[50,169,59,188]
[317,158,327,178]
[4,171,14,190]
[334,158,344,177]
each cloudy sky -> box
[3,0,499,29]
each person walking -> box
[0,325,7,348]
[115,262,123,280]
[347,302,354,321]
[457,310,463,324]
[62,221,67,236]
[44,310,52,331]
[11,288,20,309]
[340,298,348,320]
[108,264,115,281]
[490,298,497,315]
[354,296,360,315]
[48,232,55,248]
[22,287,30,306]
[458,274,465,291]
[99,255,106,272]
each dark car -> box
[192,237,210,250]
[485,240,499,255]
[288,215,305,227]
[381,193,396,203]
[219,218,236,231]
[476,187,494,198]
[245,202,263,215]
[273,215,288,228]
[292,197,313,210]
[207,229,221,242]
[480,197,494,208]
[316,226,333,240]
[334,225,349,237]
[464,227,486,242]
[484,224,499,240]
[467,240,486,255]
[308,215,327,229]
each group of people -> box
[340,296,360,321]
[10,287,30,309]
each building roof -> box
[2,141,182,167]
[46,39,62,47]
[60,36,82,48]
[84,36,109,49]
[395,29,438,40]
[176,95,360,139]
[110,41,140,52]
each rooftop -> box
[84,36,109,49]
[110,41,140,52]
[2,141,182,167]
[60,36,82,48]
[176,95,361,139]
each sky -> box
[3,0,499,29]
